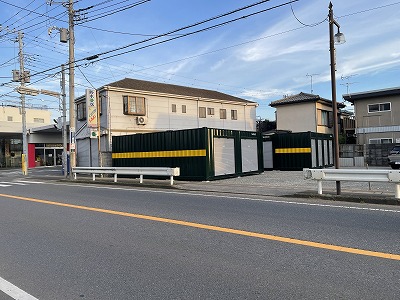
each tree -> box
[256,119,276,132]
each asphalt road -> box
[0,173,399,299]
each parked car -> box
[387,145,400,169]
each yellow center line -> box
[1,193,399,261]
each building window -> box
[34,118,44,123]
[171,104,177,113]
[369,138,393,144]
[77,102,86,121]
[319,110,333,127]
[220,109,226,119]
[231,109,238,120]
[368,102,391,113]
[182,105,186,113]
[7,116,12,121]
[123,96,146,115]
[199,107,206,118]
[207,107,214,115]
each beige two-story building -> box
[0,105,52,167]
[343,87,400,145]
[269,92,345,134]
[74,78,258,167]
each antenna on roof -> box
[340,74,358,98]
[306,73,319,94]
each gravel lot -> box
[175,168,397,200]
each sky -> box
[0,0,399,122]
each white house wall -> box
[0,106,52,133]
[276,102,316,132]
[106,90,256,136]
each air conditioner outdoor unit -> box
[137,116,147,125]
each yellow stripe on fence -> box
[112,149,207,159]
[275,148,312,154]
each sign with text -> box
[86,89,97,128]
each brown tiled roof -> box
[102,78,255,104]
[270,92,324,107]
[270,92,345,108]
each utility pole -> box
[47,0,76,176]
[329,2,346,195]
[61,64,68,178]
[18,31,28,175]
[97,91,102,168]
[68,0,76,177]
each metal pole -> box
[68,0,76,177]
[18,31,28,175]
[97,91,102,167]
[61,64,68,178]
[329,2,341,195]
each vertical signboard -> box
[86,89,97,128]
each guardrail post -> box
[114,174,117,183]
[396,184,400,199]
[140,175,143,184]
[317,180,323,195]
[170,175,174,186]
[92,174,95,181]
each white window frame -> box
[231,109,238,120]
[368,138,393,144]
[171,104,177,113]
[199,107,206,118]
[207,107,214,115]
[182,105,186,113]
[220,109,226,119]
[368,102,391,113]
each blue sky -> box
[1,0,399,121]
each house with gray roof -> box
[74,78,258,167]
[269,92,345,134]
[343,87,400,145]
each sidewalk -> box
[65,169,400,205]
[175,171,399,204]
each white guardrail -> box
[72,167,180,185]
[303,168,400,199]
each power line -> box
[76,0,150,24]
[290,3,327,27]
[2,0,399,97]
[80,0,277,60]
[337,1,400,18]
[1,0,39,26]
[80,0,298,64]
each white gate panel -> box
[214,138,235,176]
[263,141,273,169]
[311,139,317,168]
[242,139,258,172]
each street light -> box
[329,2,346,195]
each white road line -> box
[41,181,400,214]
[16,181,44,184]
[0,182,26,186]
[0,184,11,187]
[0,276,38,300]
